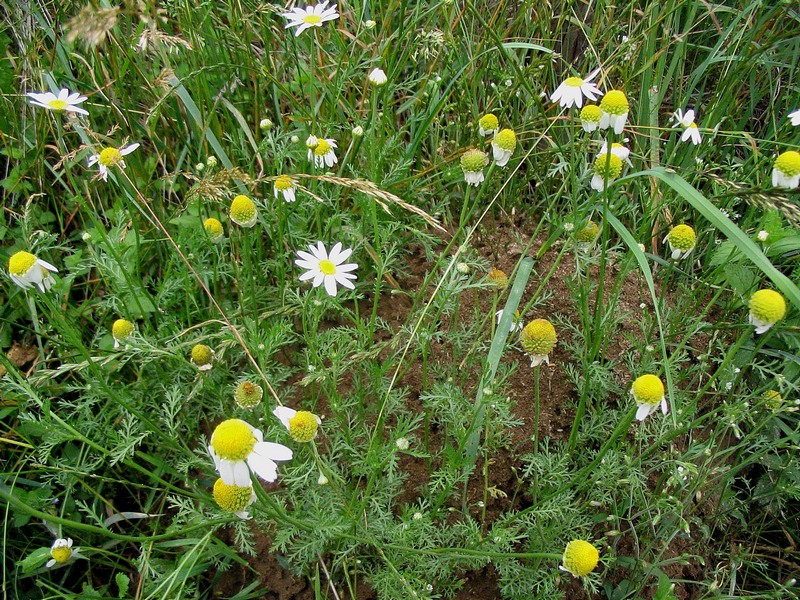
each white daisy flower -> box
[282,1,339,36]
[27,89,89,116]
[295,241,358,296]
[8,250,58,292]
[550,70,602,109]
[87,143,139,182]
[208,419,293,486]
[788,108,800,126]
[673,108,702,145]
[46,538,82,568]
[307,137,338,168]
[368,68,387,86]
[273,406,322,442]
[273,175,297,202]
[597,140,632,165]
[631,374,668,422]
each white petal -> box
[247,455,278,482]
[256,441,293,462]
[273,406,296,430]
[635,403,651,421]
[232,461,251,486]
[335,275,355,290]
[323,275,338,296]
[87,154,100,167]
[218,460,235,485]
[298,269,319,282]
[327,242,344,263]
[312,271,326,288]
[661,398,669,415]
[336,262,358,273]
[120,143,140,156]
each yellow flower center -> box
[318,259,336,275]
[191,344,213,366]
[275,175,294,191]
[9,251,36,276]
[775,150,800,177]
[479,113,499,131]
[487,268,508,287]
[494,129,517,151]
[112,319,134,340]
[203,218,224,240]
[520,319,557,355]
[98,147,122,167]
[580,104,601,122]
[748,289,786,324]
[600,90,629,115]
[314,139,331,156]
[211,419,256,461]
[230,195,256,223]
[461,149,488,172]
[667,224,696,251]
[564,76,584,87]
[289,411,319,442]
[47,99,68,110]
[632,374,664,405]
[50,545,72,563]
[563,540,599,576]
[688,123,698,130]
[213,478,253,513]
[234,381,264,408]
[593,153,623,179]
[303,14,323,25]
[576,220,600,242]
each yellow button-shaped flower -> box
[562,540,599,577]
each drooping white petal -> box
[273,406,296,430]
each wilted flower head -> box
[748,289,786,334]
[492,129,517,167]
[772,150,800,189]
[599,90,629,134]
[229,194,257,227]
[208,418,293,485]
[520,319,557,367]
[478,113,499,136]
[560,540,599,577]
[213,478,256,519]
[191,344,215,371]
[487,268,508,288]
[664,224,696,260]
[8,250,58,292]
[234,381,264,409]
[273,406,322,442]
[631,374,668,421]
[111,319,134,349]
[461,148,488,186]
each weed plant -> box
[2,0,800,598]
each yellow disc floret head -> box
[631,374,665,406]
[562,540,600,577]
[520,319,557,355]
[210,419,256,461]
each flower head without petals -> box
[209,418,293,486]
[8,250,58,292]
[748,289,786,334]
[550,71,601,109]
[27,89,89,116]
[111,319,134,348]
[561,540,599,577]
[631,374,667,421]
[282,1,339,36]
[273,406,322,442]
[772,151,800,189]
[520,319,557,367]
[234,381,264,409]
[295,241,358,297]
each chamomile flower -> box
[631,374,668,421]
[295,241,358,296]
[282,1,339,36]
[274,175,297,202]
[576,220,600,248]
[664,224,696,260]
[591,151,623,192]
[579,104,601,132]
[673,108,702,145]
[229,194,258,227]
[111,319,134,349]
[478,113,499,136]
[772,150,800,189]
[461,148,488,186]
[234,381,264,409]
[597,141,632,166]
[550,71,601,109]
[87,143,139,182]
[368,68,387,86]
[599,90,629,134]
[213,478,256,519]
[492,129,517,167]
[208,418,293,485]
[46,538,82,568]
[520,319,557,367]
[27,89,89,116]
[7,250,58,292]
[560,540,600,577]
[748,289,786,334]
[788,108,800,126]
[191,344,215,371]
[308,137,338,168]
[273,406,322,442]
[495,309,523,333]
[487,268,508,288]
[203,217,224,242]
